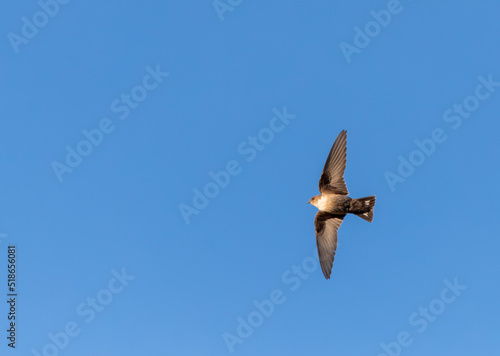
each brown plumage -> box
[308,130,376,279]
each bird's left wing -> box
[315,212,345,279]
[319,130,349,195]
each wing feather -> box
[319,130,349,195]
[315,212,345,279]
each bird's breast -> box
[315,195,332,211]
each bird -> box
[308,130,375,279]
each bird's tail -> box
[351,196,376,222]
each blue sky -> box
[1,1,500,355]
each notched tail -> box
[351,195,376,222]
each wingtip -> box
[322,265,333,279]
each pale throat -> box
[312,195,329,211]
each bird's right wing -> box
[315,212,345,279]
[318,130,349,195]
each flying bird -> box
[308,130,375,279]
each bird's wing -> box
[318,130,349,195]
[315,212,345,279]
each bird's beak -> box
[307,201,310,204]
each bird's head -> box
[308,195,320,208]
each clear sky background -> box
[1,1,500,355]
